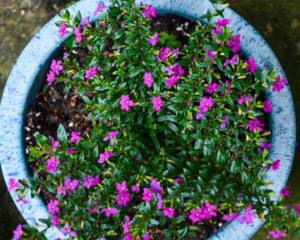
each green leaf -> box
[129,64,143,78]
[138,25,150,34]
[57,124,68,148]
[178,226,188,238]
[191,29,204,36]
[65,36,76,52]
[114,28,125,40]
[167,122,178,133]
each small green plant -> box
[158,32,182,48]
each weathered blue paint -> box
[0,0,295,239]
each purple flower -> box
[188,208,206,223]
[215,19,230,27]
[16,197,30,204]
[272,160,280,171]
[101,207,118,217]
[162,207,175,218]
[205,50,215,62]
[220,80,232,95]
[245,56,257,73]
[131,184,140,193]
[220,115,229,129]
[125,234,134,240]
[175,178,182,184]
[52,214,59,227]
[85,66,97,78]
[174,65,184,76]
[47,199,59,214]
[67,149,74,154]
[246,119,265,132]
[143,72,154,87]
[269,230,287,239]
[237,204,257,224]
[142,188,153,202]
[119,95,134,111]
[272,76,287,93]
[103,131,119,145]
[204,202,217,218]
[121,21,125,28]
[152,96,163,112]
[147,33,159,46]
[122,216,130,233]
[196,108,204,120]
[116,192,130,206]
[49,137,60,152]
[171,48,180,59]
[58,23,67,38]
[164,63,179,76]
[237,94,254,105]
[47,71,55,85]
[199,96,214,112]
[295,204,300,216]
[50,60,63,75]
[260,141,272,150]
[60,222,77,237]
[143,234,150,240]
[63,178,79,191]
[12,224,22,240]
[141,5,156,19]
[227,34,241,53]
[223,54,239,67]
[263,100,272,112]
[105,51,109,56]
[156,193,163,210]
[98,151,113,164]
[46,156,60,173]
[82,176,96,189]
[150,179,161,193]
[155,47,170,62]
[94,3,107,16]
[57,184,67,196]
[8,178,19,192]
[165,75,179,88]
[116,181,128,193]
[280,188,290,196]
[70,132,80,143]
[205,82,220,94]
[80,16,90,28]
[222,212,239,222]
[212,26,221,35]
[74,28,82,43]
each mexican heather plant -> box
[9,0,300,239]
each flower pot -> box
[0,0,296,239]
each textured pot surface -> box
[0,0,295,239]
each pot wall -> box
[0,0,295,239]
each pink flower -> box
[199,96,214,112]
[246,119,265,132]
[94,3,107,16]
[116,181,129,193]
[125,234,134,240]
[220,116,229,129]
[131,184,140,193]
[237,204,257,224]
[63,178,79,191]
[105,51,109,56]
[269,230,288,239]
[204,202,217,218]
[220,80,232,95]
[50,60,63,75]
[103,131,119,145]
[98,151,113,164]
[205,82,220,94]
[165,75,179,88]
[263,100,272,112]
[156,193,163,210]
[155,47,170,62]
[272,76,287,93]
[82,176,94,189]
[47,199,59,214]
[196,108,204,119]
[46,70,55,85]
[119,95,134,111]
[280,188,290,196]
[85,66,97,78]
[164,63,179,76]
[16,197,30,204]
[245,56,257,73]
[60,222,77,237]
[174,65,184,76]
[49,137,59,152]
[147,33,159,46]
[150,179,161,193]
[143,234,150,240]
[295,204,300,216]
[215,19,230,27]
[57,184,67,196]
[12,224,22,240]
[222,212,239,222]
[122,216,130,233]
[188,208,206,223]
[152,96,163,112]
[143,72,154,87]
[171,48,179,59]
[101,207,118,217]
[227,34,241,53]
[70,132,80,143]
[175,178,182,184]
[46,156,60,173]
[205,49,215,62]
[67,149,73,154]
[162,207,175,218]
[74,28,82,43]
[237,94,254,105]
[223,54,239,67]
[58,23,67,38]
[141,5,156,19]
[142,188,153,202]
[260,141,272,150]
[116,192,131,206]
[52,214,59,227]
[8,178,19,192]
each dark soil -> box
[24,14,268,240]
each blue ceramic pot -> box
[0,0,296,239]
